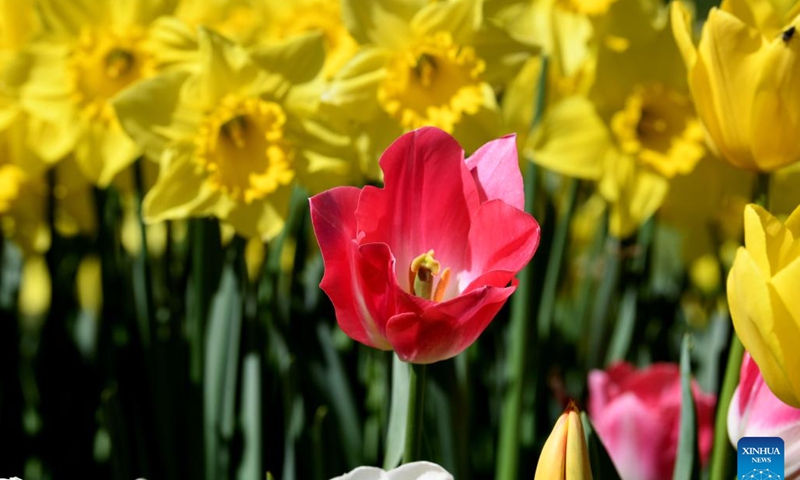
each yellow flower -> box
[527,0,705,237]
[727,203,800,408]
[534,401,593,480]
[322,0,536,171]
[672,0,800,171]
[158,0,358,80]
[18,0,177,186]
[114,28,358,240]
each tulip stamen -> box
[433,268,451,303]
[409,250,442,300]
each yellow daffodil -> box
[492,0,596,149]
[114,28,358,240]
[18,0,178,186]
[534,401,593,480]
[728,203,800,408]
[321,0,537,174]
[155,0,358,80]
[672,0,800,171]
[527,0,705,237]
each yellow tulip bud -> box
[672,0,800,171]
[534,402,593,480]
[727,203,800,408]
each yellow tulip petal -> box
[721,0,783,37]
[535,413,568,479]
[768,256,800,407]
[692,8,763,169]
[784,201,800,235]
[743,204,774,276]
[528,96,609,180]
[749,34,800,170]
[670,1,697,67]
[565,409,592,479]
[727,247,797,406]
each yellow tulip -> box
[672,0,800,171]
[534,402,593,480]
[727,203,800,408]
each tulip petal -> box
[728,354,800,477]
[670,2,697,67]
[566,408,592,480]
[310,187,393,350]
[750,34,800,170]
[385,285,514,363]
[534,412,567,479]
[464,134,524,210]
[386,461,454,480]
[356,127,480,282]
[727,247,799,406]
[692,8,763,169]
[458,200,539,294]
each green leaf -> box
[673,334,700,480]
[204,264,243,480]
[383,353,410,470]
[581,412,622,480]
[237,353,263,480]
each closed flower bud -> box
[534,402,592,480]
[727,203,800,408]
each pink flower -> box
[728,353,800,479]
[587,362,716,480]
[309,127,540,364]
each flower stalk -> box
[709,171,770,480]
[404,363,428,463]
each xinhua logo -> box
[738,437,784,479]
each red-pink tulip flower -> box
[728,353,800,478]
[587,362,716,480]
[309,127,540,364]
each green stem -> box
[708,333,742,480]
[753,172,771,210]
[709,171,770,480]
[538,177,579,339]
[586,235,621,370]
[132,158,153,349]
[403,363,427,463]
[496,55,548,480]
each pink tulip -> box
[309,127,540,364]
[728,353,800,479]
[587,362,716,480]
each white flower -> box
[330,462,454,480]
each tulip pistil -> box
[409,250,451,301]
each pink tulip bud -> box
[588,362,716,480]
